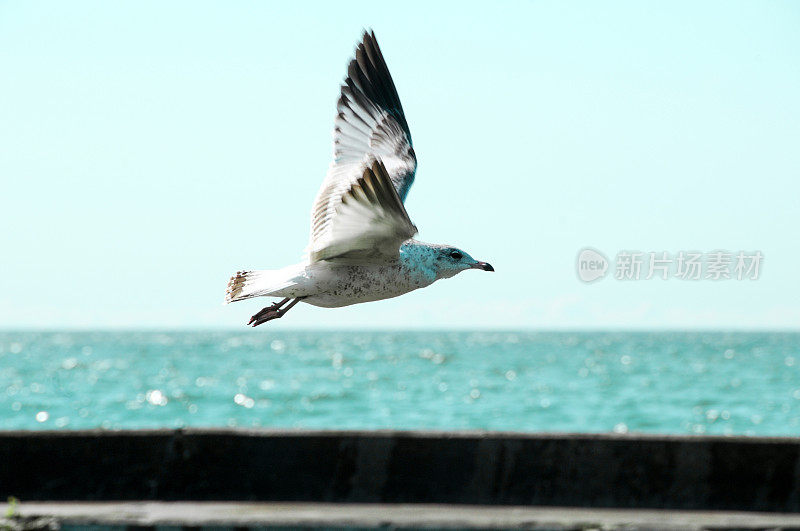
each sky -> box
[1,1,799,329]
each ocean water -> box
[0,330,798,435]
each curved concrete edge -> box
[12,502,800,530]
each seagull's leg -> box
[249,297,304,327]
[247,298,290,326]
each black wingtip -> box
[341,29,411,139]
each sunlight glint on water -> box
[0,331,798,435]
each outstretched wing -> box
[310,158,417,264]
[308,31,417,262]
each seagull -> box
[225,30,494,326]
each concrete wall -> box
[1,429,798,512]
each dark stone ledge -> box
[1,429,798,512]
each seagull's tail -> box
[225,266,302,304]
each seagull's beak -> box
[472,261,494,272]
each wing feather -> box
[308,31,417,262]
[309,159,417,264]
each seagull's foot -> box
[248,298,288,326]
[249,309,282,326]
[247,297,303,327]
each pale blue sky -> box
[1,1,798,329]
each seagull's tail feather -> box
[225,266,302,304]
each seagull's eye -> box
[449,251,463,260]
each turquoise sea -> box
[0,331,798,435]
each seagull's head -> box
[434,246,494,279]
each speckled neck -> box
[399,239,440,283]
